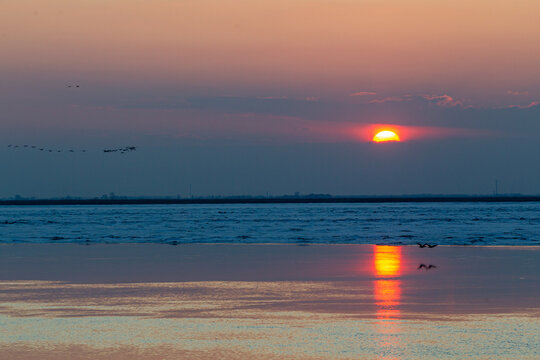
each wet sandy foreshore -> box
[1,244,539,359]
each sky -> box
[1,0,540,197]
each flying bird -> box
[417,242,437,248]
[418,264,437,270]
[102,146,137,153]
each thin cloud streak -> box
[423,94,464,108]
[350,91,377,96]
[356,124,497,143]
[506,101,540,109]
[507,90,529,96]
[256,96,289,100]
[369,95,413,104]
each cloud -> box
[363,92,539,109]
[507,90,529,96]
[506,101,540,109]
[257,95,319,102]
[121,94,329,119]
[369,95,412,104]
[350,91,377,96]
[256,96,289,100]
[357,123,497,142]
[423,94,464,107]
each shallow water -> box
[1,203,539,245]
[1,245,539,360]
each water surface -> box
[1,245,539,359]
[1,202,539,245]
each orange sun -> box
[373,130,400,142]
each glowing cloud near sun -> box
[373,130,400,142]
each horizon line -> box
[1,194,540,206]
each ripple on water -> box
[0,203,539,245]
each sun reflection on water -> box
[373,245,402,318]
[374,279,401,320]
[373,245,403,357]
[373,245,402,278]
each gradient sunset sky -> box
[1,0,540,197]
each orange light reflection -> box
[374,245,402,278]
[373,246,402,321]
[372,245,403,357]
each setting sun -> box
[373,130,400,143]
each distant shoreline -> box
[1,195,540,206]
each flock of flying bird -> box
[7,144,137,154]
[4,85,136,155]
